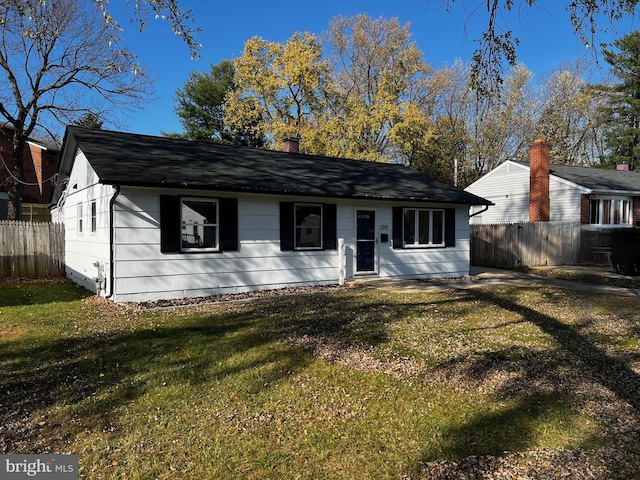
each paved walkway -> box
[350,265,640,298]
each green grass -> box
[1,279,640,478]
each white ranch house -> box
[51,127,490,302]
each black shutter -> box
[280,202,294,251]
[160,195,181,253]
[392,206,403,249]
[219,197,238,252]
[323,203,337,250]
[445,208,456,247]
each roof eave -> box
[102,180,491,205]
[590,189,640,196]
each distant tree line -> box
[167,14,640,187]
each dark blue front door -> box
[356,210,376,273]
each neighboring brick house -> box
[465,139,640,228]
[0,123,60,218]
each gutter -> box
[105,184,121,299]
[470,204,490,218]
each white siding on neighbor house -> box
[466,161,587,224]
[60,151,114,294]
[108,187,472,302]
[548,176,585,223]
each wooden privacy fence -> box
[0,221,64,278]
[470,222,581,268]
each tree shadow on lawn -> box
[0,290,422,454]
[0,306,315,453]
[267,289,476,345]
[418,286,640,476]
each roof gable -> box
[53,127,490,206]
[464,160,528,191]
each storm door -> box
[356,209,377,274]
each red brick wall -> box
[529,139,550,222]
[580,195,590,225]
[0,126,57,203]
[634,197,640,227]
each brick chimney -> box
[617,162,630,171]
[283,137,300,154]
[529,138,550,222]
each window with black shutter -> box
[160,195,238,253]
[280,201,337,251]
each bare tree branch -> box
[0,0,154,218]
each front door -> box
[356,209,377,274]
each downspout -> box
[105,185,121,299]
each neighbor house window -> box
[90,201,97,233]
[403,208,444,247]
[77,203,83,234]
[180,197,219,252]
[295,203,322,249]
[589,197,632,226]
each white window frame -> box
[589,196,632,226]
[90,201,97,233]
[295,203,323,250]
[180,196,219,252]
[77,203,83,234]
[403,208,445,248]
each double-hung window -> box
[77,203,83,234]
[589,197,632,226]
[180,197,219,252]
[160,195,237,254]
[90,201,97,233]
[403,208,445,247]
[295,203,323,249]
[279,202,337,251]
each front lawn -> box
[1,279,639,479]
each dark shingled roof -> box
[54,127,490,205]
[515,161,640,194]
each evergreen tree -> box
[73,112,103,129]
[168,60,264,146]
[169,60,232,142]
[601,31,640,169]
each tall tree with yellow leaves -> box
[223,33,330,150]
[317,14,433,162]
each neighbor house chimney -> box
[617,162,630,171]
[283,137,300,154]
[529,138,550,222]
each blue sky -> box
[116,1,635,136]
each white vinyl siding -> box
[108,187,472,302]
[62,151,112,294]
[466,161,585,224]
